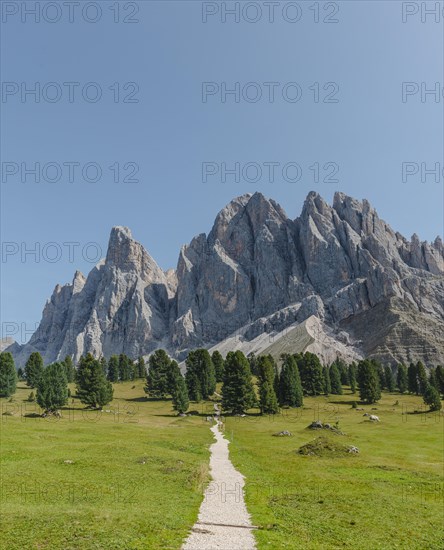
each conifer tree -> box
[171,372,189,414]
[211,350,225,383]
[416,361,428,395]
[118,354,132,381]
[423,385,442,412]
[371,360,386,390]
[36,362,68,413]
[279,355,303,407]
[221,351,255,414]
[408,363,419,394]
[435,365,444,397]
[330,362,343,395]
[76,353,113,408]
[63,355,76,383]
[384,365,395,392]
[429,367,439,391]
[99,356,108,377]
[349,362,357,394]
[25,352,44,388]
[323,365,331,395]
[167,360,181,394]
[145,349,171,398]
[396,364,408,394]
[107,355,120,382]
[247,352,259,376]
[0,352,17,397]
[357,360,381,404]
[137,357,146,379]
[295,352,325,396]
[257,356,279,414]
[185,349,216,401]
[334,359,349,385]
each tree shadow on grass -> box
[327,399,361,406]
[124,396,152,402]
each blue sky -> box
[1,1,443,343]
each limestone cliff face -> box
[12,227,171,365]
[10,192,444,366]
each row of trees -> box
[2,348,443,414]
[0,351,114,413]
[144,348,444,414]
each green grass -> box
[1,384,443,549]
[224,391,444,549]
[0,381,213,550]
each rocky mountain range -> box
[8,192,444,367]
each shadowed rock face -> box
[9,192,444,367]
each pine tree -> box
[295,352,325,396]
[423,385,442,412]
[137,357,146,379]
[167,360,181,395]
[107,355,120,382]
[0,352,17,397]
[330,362,343,395]
[171,372,189,414]
[323,365,331,395]
[435,365,444,397]
[396,364,408,394]
[279,355,303,407]
[24,352,44,388]
[357,360,381,404]
[334,359,349,385]
[429,367,439,391]
[118,354,132,381]
[17,367,24,380]
[211,350,225,383]
[63,355,76,383]
[221,351,255,414]
[408,363,419,394]
[371,360,386,390]
[36,362,68,413]
[384,365,395,392]
[185,349,216,401]
[99,356,108,377]
[349,362,357,394]
[416,361,428,395]
[247,352,259,376]
[186,371,201,402]
[257,356,279,414]
[75,354,114,408]
[145,349,171,398]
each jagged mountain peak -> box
[10,192,444,367]
[105,225,165,283]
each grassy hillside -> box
[224,391,443,549]
[0,380,213,550]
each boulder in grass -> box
[273,430,292,437]
[308,420,323,429]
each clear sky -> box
[1,1,443,344]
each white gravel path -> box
[182,408,257,550]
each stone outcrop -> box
[8,192,444,367]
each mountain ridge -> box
[8,191,444,367]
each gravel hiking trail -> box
[182,405,257,550]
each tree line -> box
[143,349,444,414]
[1,349,443,415]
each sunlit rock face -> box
[10,192,444,367]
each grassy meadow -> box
[0,381,213,550]
[225,391,444,550]
[1,382,443,549]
